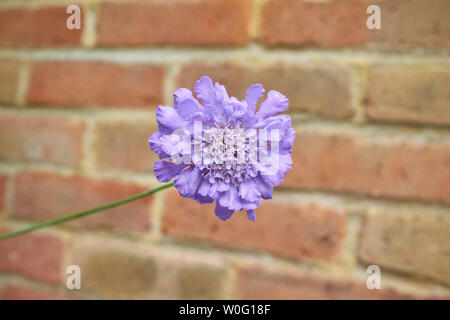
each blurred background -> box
[0,0,449,299]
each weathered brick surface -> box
[27,61,164,108]
[285,130,450,204]
[163,190,347,261]
[0,284,68,300]
[235,265,427,300]
[177,62,354,119]
[368,0,450,49]
[0,174,6,212]
[0,0,448,300]
[0,59,20,104]
[261,0,450,49]
[12,171,153,233]
[93,120,158,173]
[0,115,84,166]
[0,6,82,47]
[98,0,251,47]
[73,237,229,299]
[0,226,65,284]
[261,0,368,47]
[359,207,450,286]
[366,65,450,126]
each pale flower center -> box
[196,127,258,185]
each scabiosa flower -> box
[149,76,295,221]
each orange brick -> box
[261,0,450,49]
[163,190,347,261]
[0,226,65,284]
[177,62,354,119]
[285,130,450,204]
[0,115,84,166]
[27,61,164,109]
[12,171,153,233]
[359,207,450,285]
[369,0,450,48]
[366,65,450,126]
[93,120,158,173]
[0,6,81,47]
[98,0,251,47]
[235,265,429,299]
[261,0,368,47]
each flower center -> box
[195,127,258,185]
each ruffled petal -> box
[260,115,295,153]
[262,114,291,131]
[208,182,220,199]
[154,161,186,182]
[278,152,293,174]
[259,153,293,187]
[196,194,214,204]
[173,88,204,121]
[228,97,246,119]
[195,78,230,120]
[245,84,265,114]
[148,132,170,159]
[239,178,261,202]
[214,203,234,221]
[280,127,296,153]
[217,181,230,192]
[174,166,202,198]
[156,105,186,135]
[213,82,229,105]
[246,209,256,222]
[257,90,289,119]
[194,76,215,106]
[218,186,261,212]
[260,171,283,187]
[218,186,242,211]
[255,176,273,199]
[158,132,188,161]
[198,179,211,197]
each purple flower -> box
[149,76,295,221]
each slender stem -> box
[0,182,174,241]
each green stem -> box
[0,182,174,241]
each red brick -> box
[261,0,368,47]
[177,62,354,119]
[359,207,450,285]
[0,59,20,104]
[0,115,84,166]
[0,6,81,47]
[0,174,6,212]
[235,265,427,300]
[27,61,164,109]
[98,0,251,47]
[93,120,158,173]
[0,226,64,284]
[0,284,67,300]
[366,65,450,126]
[285,130,450,204]
[12,171,153,233]
[163,190,346,261]
[260,0,450,49]
[368,0,450,49]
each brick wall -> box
[0,0,449,300]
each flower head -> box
[149,76,295,221]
